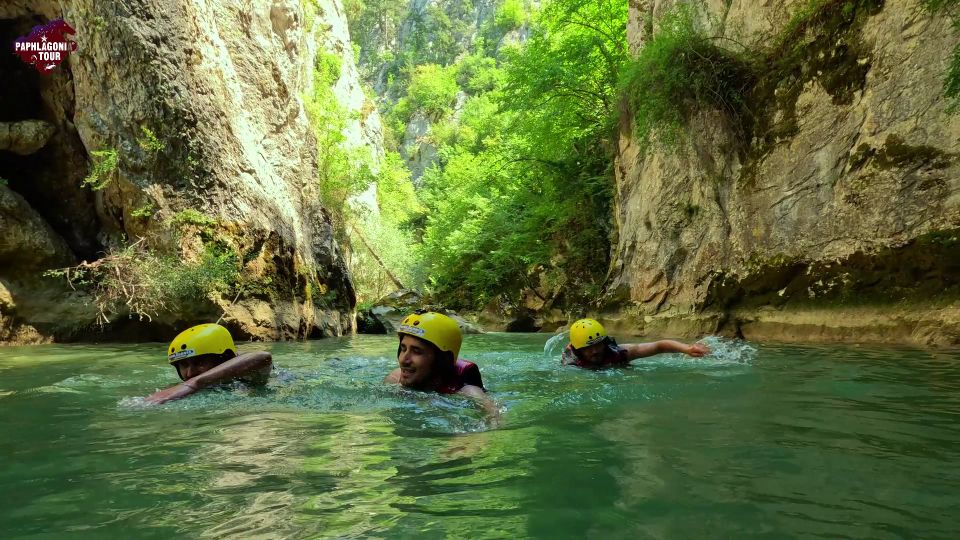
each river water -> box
[1,333,959,538]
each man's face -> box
[575,341,607,365]
[397,335,438,388]
[175,357,220,381]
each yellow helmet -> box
[167,323,236,364]
[397,311,462,359]
[570,318,608,349]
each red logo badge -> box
[13,19,78,74]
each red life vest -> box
[436,359,485,394]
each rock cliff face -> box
[610,0,960,345]
[0,0,359,343]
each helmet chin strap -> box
[175,362,187,381]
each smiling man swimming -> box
[384,310,499,421]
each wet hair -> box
[174,349,236,381]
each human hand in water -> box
[686,343,710,358]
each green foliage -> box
[407,64,460,117]
[44,240,239,325]
[159,244,239,300]
[409,0,626,308]
[169,209,216,228]
[304,39,375,227]
[137,126,165,153]
[131,202,156,219]
[347,153,422,303]
[0,177,7,187]
[82,149,119,191]
[922,0,960,110]
[375,152,422,225]
[456,53,504,94]
[314,50,342,86]
[619,5,753,148]
[500,0,628,161]
[494,0,526,33]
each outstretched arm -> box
[145,352,272,405]
[190,352,272,388]
[459,384,502,428]
[623,340,710,361]
[144,380,200,404]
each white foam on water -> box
[543,330,570,358]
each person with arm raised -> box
[145,324,272,405]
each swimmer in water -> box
[562,318,710,369]
[145,324,272,404]
[385,310,500,422]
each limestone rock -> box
[0,0,360,342]
[0,185,74,273]
[0,120,56,155]
[613,0,960,345]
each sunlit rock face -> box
[0,0,358,342]
[612,0,960,345]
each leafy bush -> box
[137,126,165,153]
[131,202,156,219]
[44,240,239,325]
[304,39,374,228]
[456,53,504,94]
[619,5,753,148]
[922,0,960,110]
[169,209,216,228]
[82,149,119,191]
[407,64,459,117]
[494,0,526,33]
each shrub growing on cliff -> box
[82,149,119,191]
[619,5,753,148]
[923,0,960,110]
[45,240,239,325]
[407,64,459,117]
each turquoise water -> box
[1,334,959,538]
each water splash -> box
[544,330,570,358]
[699,335,757,364]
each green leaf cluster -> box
[137,126,165,153]
[493,0,526,34]
[169,209,216,229]
[407,64,459,117]
[619,5,753,148]
[304,44,375,227]
[408,0,626,308]
[82,149,119,191]
[922,0,960,110]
